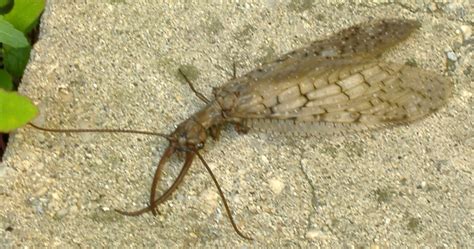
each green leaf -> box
[3,44,31,77]
[3,0,45,33]
[0,16,29,47]
[0,69,13,90]
[0,0,13,14]
[0,0,10,7]
[0,89,38,132]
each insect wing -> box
[216,19,450,135]
[220,18,421,92]
[236,62,451,135]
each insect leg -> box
[178,68,210,104]
[209,125,223,140]
[233,122,250,134]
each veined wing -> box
[231,62,451,135]
[213,19,449,135]
[217,19,421,96]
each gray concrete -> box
[1,1,472,247]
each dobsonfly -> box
[29,19,452,240]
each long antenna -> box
[196,151,253,240]
[28,122,169,138]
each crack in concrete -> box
[296,147,318,233]
[296,144,343,242]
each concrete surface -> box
[1,1,472,247]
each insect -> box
[30,19,452,240]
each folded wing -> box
[232,62,451,135]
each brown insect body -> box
[30,19,451,240]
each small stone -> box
[305,229,328,240]
[31,199,45,214]
[51,192,60,200]
[58,88,73,103]
[16,160,32,172]
[55,208,68,219]
[34,187,48,197]
[446,51,458,61]
[95,158,103,166]
[459,25,472,42]
[427,2,437,12]
[420,181,427,188]
[85,152,93,159]
[460,89,472,99]
[268,178,285,195]
[260,155,269,164]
